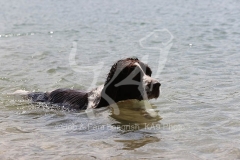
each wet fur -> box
[27,58,160,110]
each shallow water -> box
[1,0,240,159]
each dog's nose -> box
[153,82,161,89]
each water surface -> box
[1,0,240,159]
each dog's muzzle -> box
[146,80,161,99]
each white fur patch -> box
[8,90,30,100]
[87,85,103,109]
[12,90,30,95]
[134,62,158,98]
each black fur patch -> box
[28,89,88,110]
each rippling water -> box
[1,0,240,159]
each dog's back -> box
[27,89,88,110]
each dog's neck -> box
[95,84,117,108]
[95,85,144,108]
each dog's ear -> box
[97,58,143,108]
[105,59,133,85]
[97,60,123,108]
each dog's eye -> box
[146,68,152,76]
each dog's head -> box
[97,58,161,107]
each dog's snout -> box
[153,82,161,88]
[146,81,161,91]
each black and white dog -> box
[25,58,161,110]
